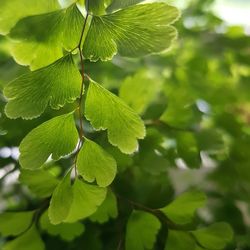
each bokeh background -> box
[1,0,250,249]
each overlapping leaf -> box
[77,139,117,187]
[4,54,82,119]
[160,190,207,224]
[19,169,59,197]
[19,113,79,169]
[9,4,84,69]
[85,79,145,154]
[125,211,161,250]
[0,0,60,35]
[83,3,180,61]
[90,191,118,223]
[49,174,107,224]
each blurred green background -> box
[0,0,250,249]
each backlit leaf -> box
[83,3,180,61]
[4,54,82,119]
[9,4,84,69]
[85,79,145,154]
[19,113,79,169]
[0,0,60,35]
[77,139,117,187]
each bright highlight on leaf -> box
[0,211,34,237]
[77,139,117,187]
[191,223,234,250]
[0,0,60,35]
[9,4,84,69]
[40,211,85,241]
[2,226,45,250]
[49,174,107,224]
[19,169,59,198]
[85,79,145,154]
[90,190,118,223]
[83,3,180,61]
[125,211,161,250]
[160,190,207,224]
[19,113,79,169]
[3,54,82,119]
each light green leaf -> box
[125,211,161,250]
[9,4,84,69]
[165,230,196,250]
[65,178,107,223]
[90,190,118,223]
[160,190,207,224]
[19,113,79,169]
[49,175,107,224]
[119,70,162,114]
[83,3,180,61]
[19,169,59,198]
[0,211,34,237]
[77,139,117,187]
[107,0,144,12]
[85,79,145,154]
[0,0,60,35]
[4,54,82,119]
[49,173,73,225]
[88,0,106,15]
[3,225,45,250]
[40,211,85,241]
[191,223,234,250]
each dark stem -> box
[73,9,90,174]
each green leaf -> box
[40,211,85,241]
[125,211,161,250]
[77,139,117,187]
[165,230,196,250]
[49,172,73,225]
[160,190,207,224]
[191,223,234,250]
[9,4,84,69]
[3,54,82,119]
[19,113,79,169]
[90,190,118,223]
[0,0,60,35]
[85,79,145,154]
[49,175,107,224]
[19,169,59,198]
[0,211,34,237]
[119,70,162,114]
[88,0,106,15]
[107,0,144,12]
[3,226,45,250]
[83,3,179,61]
